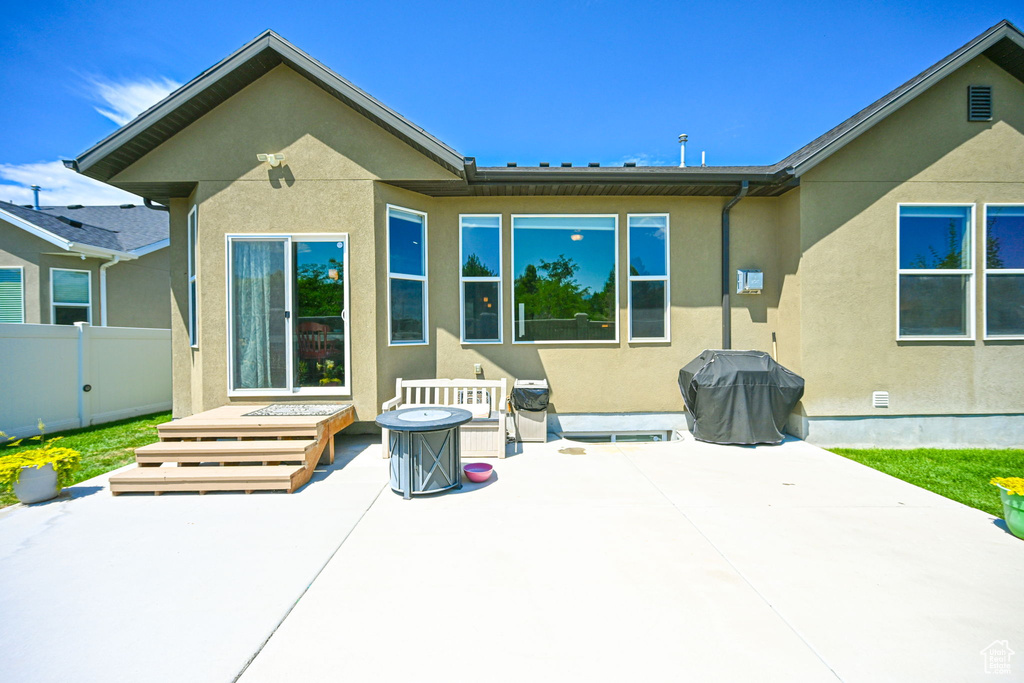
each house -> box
[0,201,170,327]
[63,21,1024,447]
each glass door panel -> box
[230,238,288,390]
[293,239,347,390]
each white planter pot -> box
[13,463,59,504]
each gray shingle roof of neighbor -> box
[67,20,1024,199]
[0,200,169,253]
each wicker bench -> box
[381,378,508,459]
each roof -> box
[68,20,1024,200]
[0,201,169,258]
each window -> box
[984,205,1024,338]
[188,206,198,347]
[387,206,427,344]
[627,214,670,341]
[897,205,974,339]
[0,267,24,323]
[460,215,502,343]
[512,215,617,343]
[51,268,91,325]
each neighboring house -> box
[63,21,1024,446]
[0,201,170,327]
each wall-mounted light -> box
[257,153,285,167]
[570,232,583,242]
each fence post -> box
[575,312,589,340]
[75,322,92,428]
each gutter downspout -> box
[144,197,170,212]
[721,181,749,349]
[100,256,120,326]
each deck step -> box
[109,465,307,494]
[158,421,319,440]
[135,439,316,465]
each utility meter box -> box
[736,269,763,294]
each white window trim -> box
[188,206,198,348]
[0,265,25,324]
[895,203,976,341]
[50,267,92,324]
[386,204,429,346]
[224,233,352,397]
[459,214,503,344]
[510,214,620,345]
[982,203,1024,340]
[627,213,671,343]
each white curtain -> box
[233,240,284,389]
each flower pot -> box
[12,463,59,504]
[997,488,1024,540]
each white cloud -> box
[0,161,141,207]
[90,76,181,126]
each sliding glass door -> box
[228,234,350,396]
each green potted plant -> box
[990,477,1024,540]
[0,424,81,504]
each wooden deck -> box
[109,404,354,496]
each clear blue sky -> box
[0,1,1021,204]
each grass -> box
[0,412,170,508]
[830,447,1024,517]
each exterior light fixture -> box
[570,232,583,242]
[257,153,285,167]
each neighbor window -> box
[897,205,974,338]
[387,206,427,344]
[984,205,1024,338]
[460,215,502,343]
[188,206,198,347]
[51,268,91,325]
[627,214,670,341]
[0,267,24,323]
[512,215,617,343]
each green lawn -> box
[1,412,170,508]
[830,447,1024,518]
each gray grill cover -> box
[678,350,804,445]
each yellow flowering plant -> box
[0,423,82,491]
[990,477,1024,497]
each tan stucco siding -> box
[0,222,44,323]
[104,248,170,328]
[797,55,1024,417]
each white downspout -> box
[99,256,119,326]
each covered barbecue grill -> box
[678,350,804,445]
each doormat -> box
[243,404,347,417]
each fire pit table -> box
[376,406,473,500]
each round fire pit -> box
[376,407,473,500]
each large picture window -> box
[460,215,502,343]
[984,205,1024,338]
[188,206,198,347]
[51,268,91,325]
[512,215,617,343]
[387,206,427,345]
[897,205,974,339]
[0,267,24,323]
[627,214,670,341]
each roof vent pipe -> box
[30,185,40,210]
[702,151,706,167]
[721,181,749,350]
[678,134,687,167]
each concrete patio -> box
[1,432,1021,682]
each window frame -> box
[510,213,620,345]
[982,203,1024,340]
[50,267,92,325]
[895,203,976,341]
[626,213,671,343]
[459,214,503,344]
[188,205,198,347]
[0,265,25,324]
[386,204,429,346]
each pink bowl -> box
[463,463,494,483]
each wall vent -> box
[872,391,890,409]
[968,85,992,121]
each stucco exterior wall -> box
[104,249,171,328]
[797,54,1024,418]
[0,222,44,323]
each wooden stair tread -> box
[137,440,315,454]
[111,465,304,483]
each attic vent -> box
[968,85,992,121]
[872,391,889,409]
[69,220,83,228]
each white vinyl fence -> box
[0,322,171,438]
